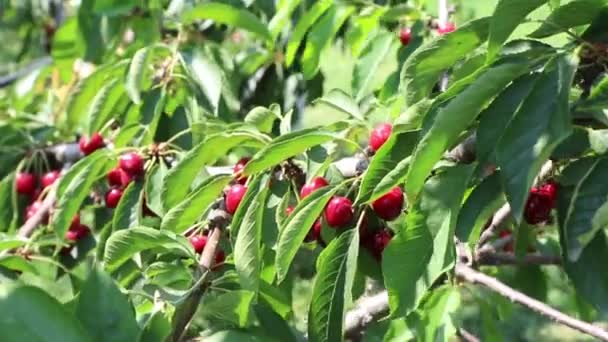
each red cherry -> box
[190,235,208,254]
[399,28,412,45]
[119,153,145,177]
[438,22,456,35]
[107,167,124,187]
[541,181,559,204]
[304,219,322,243]
[215,250,225,266]
[324,196,354,228]
[369,123,392,152]
[25,201,49,224]
[66,224,90,241]
[120,170,134,188]
[369,229,392,260]
[225,184,247,214]
[70,215,80,230]
[16,173,37,195]
[105,188,123,208]
[79,132,105,155]
[233,157,250,185]
[40,171,60,188]
[300,176,329,199]
[30,188,42,202]
[498,230,514,252]
[372,187,404,221]
[524,187,553,225]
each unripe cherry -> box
[105,188,123,208]
[300,176,329,199]
[119,152,145,177]
[399,28,412,45]
[369,123,392,152]
[226,184,247,215]
[190,235,208,254]
[233,157,251,185]
[40,170,60,188]
[324,196,354,228]
[16,172,37,195]
[372,187,404,221]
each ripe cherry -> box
[16,172,37,195]
[25,201,49,224]
[369,123,392,152]
[79,132,105,155]
[66,224,90,242]
[107,167,124,187]
[105,188,123,208]
[399,28,412,45]
[304,219,322,243]
[438,22,456,35]
[233,157,251,185]
[119,152,145,177]
[369,229,392,260]
[215,250,226,266]
[499,230,514,252]
[40,171,60,188]
[120,170,134,188]
[226,184,247,215]
[190,235,208,254]
[372,187,404,221]
[300,176,329,199]
[324,196,354,228]
[524,187,554,225]
[541,180,558,205]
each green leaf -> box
[0,285,91,342]
[255,304,297,342]
[275,185,343,283]
[346,8,386,57]
[456,172,505,243]
[0,235,25,251]
[314,89,363,121]
[244,107,280,133]
[66,61,128,128]
[93,0,137,16]
[285,0,334,67]
[561,230,608,314]
[308,229,359,342]
[557,157,608,261]
[161,131,267,210]
[352,31,395,101]
[0,255,38,274]
[487,0,548,60]
[400,17,490,106]
[52,152,113,238]
[202,290,256,327]
[138,309,171,342]
[406,61,529,198]
[182,3,272,42]
[0,174,16,231]
[242,128,336,176]
[125,46,157,105]
[476,73,540,164]
[104,227,195,272]
[301,6,355,79]
[76,268,140,342]
[268,0,303,41]
[384,165,473,317]
[496,55,577,223]
[144,163,167,216]
[414,286,461,341]
[161,174,232,233]
[234,175,270,292]
[356,130,418,204]
[112,180,144,232]
[530,0,608,38]
[87,78,125,135]
[185,50,223,114]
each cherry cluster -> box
[17,170,61,223]
[104,152,145,208]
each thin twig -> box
[18,187,56,238]
[344,291,389,339]
[457,328,481,342]
[455,263,608,341]
[476,251,561,266]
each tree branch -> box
[18,186,56,238]
[0,56,52,88]
[456,328,480,342]
[455,263,608,341]
[475,251,561,266]
[344,291,390,340]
